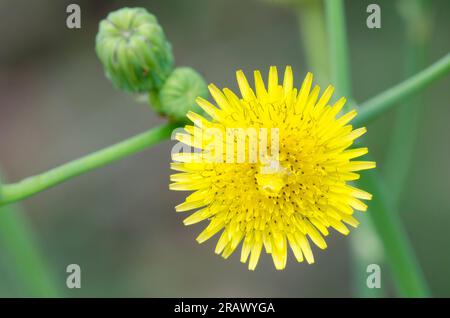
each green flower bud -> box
[151,67,208,122]
[95,7,174,93]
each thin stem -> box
[385,0,432,204]
[295,0,329,85]
[357,170,430,297]
[385,46,427,203]
[0,172,60,297]
[324,0,351,97]
[355,53,450,127]
[0,123,178,206]
[349,213,385,297]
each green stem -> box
[358,170,430,297]
[295,0,329,85]
[385,46,427,203]
[325,0,430,297]
[0,172,60,297]
[324,0,351,97]
[355,53,450,127]
[0,123,178,206]
[349,212,385,297]
[385,0,432,204]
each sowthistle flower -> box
[170,66,376,270]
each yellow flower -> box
[170,66,376,270]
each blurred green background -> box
[0,0,449,297]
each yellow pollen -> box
[256,170,287,196]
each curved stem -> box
[0,123,178,206]
[355,53,450,127]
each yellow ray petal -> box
[314,84,334,114]
[295,232,315,264]
[283,66,293,96]
[236,70,256,100]
[268,66,279,95]
[208,84,231,111]
[346,161,377,172]
[248,232,263,270]
[254,70,268,100]
[295,72,313,113]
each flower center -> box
[256,162,289,197]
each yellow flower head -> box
[170,66,376,270]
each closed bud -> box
[95,7,174,93]
[152,67,208,122]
